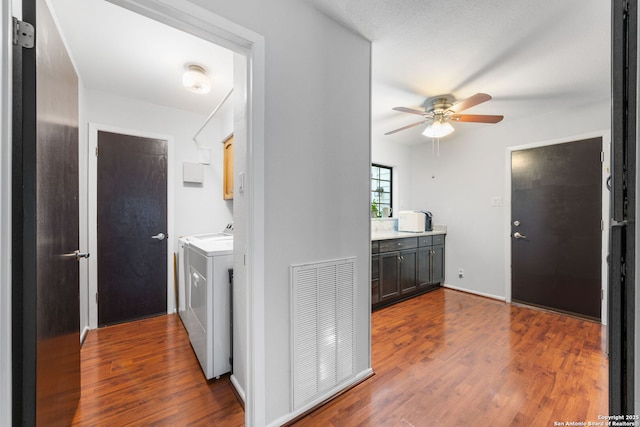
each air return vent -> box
[291,257,356,410]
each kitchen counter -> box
[371,225,447,241]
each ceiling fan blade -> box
[449,93,492,113]
[450,114,504,123]
[392,106,426,116]
[384,120,427,135]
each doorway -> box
[510,137,603,320]
[77,1,266,425]
[88,125,175,327]
[96,129,169,326]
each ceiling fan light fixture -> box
[183,64,211,94]
[422,120,454,138]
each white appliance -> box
[398,210,426,232]
[178,224,233,323]
[179,225,233,380]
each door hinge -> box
[601,289,604,300]
[95,146,99,157]
[600,151,604,163]
[95,292,98,304]
[12,18,34,48]
[601,220,604,231]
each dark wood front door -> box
[511,138,602,320]
[97,130,168,326]
[13,0,81,424]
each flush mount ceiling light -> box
[183,64,211,94]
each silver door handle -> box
[151,233,166,241]
[61,250,90,260]
[513,232,527,239]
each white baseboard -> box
[80,326,90,345]
[267,368,374,427]
[230,374,245,403]
[443,283,506,302]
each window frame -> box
[371,163,393,218]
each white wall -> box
[84,88,234,252]
[410,100,610,300]
[186,1,372,425]
[79,88,234,330]
[372,138,413,215]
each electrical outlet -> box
[458,268,464,278]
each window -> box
[371,164,392,217]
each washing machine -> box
[184,237,233,380]
[178,224,233,323]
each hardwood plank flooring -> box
[72,288,607,426]
[294,288,607,426]
[71,314,244,426]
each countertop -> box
[371,229,446,241]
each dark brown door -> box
[511,138,602,320]
[12,0,81,424]
[97,131,168,326]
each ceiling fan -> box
[385,93,504,138]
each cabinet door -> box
[380,251,400,301]
[371,255,380,304]
[431,244,445,284]
[399,248,417,294]
[417,247,432,287]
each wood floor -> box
[72,288,607,426]
[71,314,244,426]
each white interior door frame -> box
[504,130,611,325]
[105,1,266,426]
[0,2,18,424]
[87,123,175,328]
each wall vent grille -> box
[291,257,356,410]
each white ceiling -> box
[48,0,234,117]
[306,0,611,144]
[48,0,610,145]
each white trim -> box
[504,130,611,325]
[0,1,14,424]
[87,123,176,327]
[230,374,245,403]
[104,2,266,425]
[80,326,90,345]
[443,284,506,302]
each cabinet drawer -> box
[418,236,433,247]
[379,237,418,253]
[371,241,379,254]
[432,234,445,245]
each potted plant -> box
[371,200,379,218]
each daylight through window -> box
[371,164,392,218]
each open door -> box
[610,0,637,416]
[12,0,83,424]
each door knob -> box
[74,250,90,259]
[61,250,91,260]
[513,232,527,239]
[151,233,166,241]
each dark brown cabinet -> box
[372,234,445,310]
[371,241,380,304]
[417,235,445,287]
